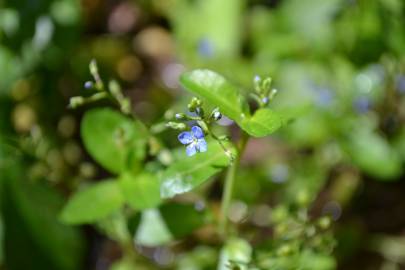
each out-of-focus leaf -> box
[110,257,136,270]
[160,142,233,198]
[81,108,147,174]
[344,128,402,180]
[180,69,250,124]
[299,251,336,270]
[160,202,206,238]
[0,211,3,264]
[177,246,217,270]
[218,238,252,270]
[170,0,243,58]
[119,173,161,210]
[60,180,124,224]
[2,165,85,270]
[135,209,172,247]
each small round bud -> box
[84,81,93,89]
[254,75,261,84]
[262,97,269,105]
[175,113,186,120]
[69,96,84,108]
[318,216,331,230]
[212,110,222,121]
[296,189,310,207]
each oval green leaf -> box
[180,69,250,124]
[81,108,147,174]
[241,108,283,137]
[160,142,233,198]
[60,180,124,224]
[119,172,161,210]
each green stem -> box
[219,132,249,237]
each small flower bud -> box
[108,80,123,98]
[211,109,222,121]
[120,99,131,114]
[262,77,272,91]
[89,59,98,77]
[188,97,202,112]
[318,216,331,230]
[254,75,261,93]
[175,113,186,120]
[296,189,310,206]
[69,96,84,108]
[166,121,186,130]
[261,97,269,105]
[269,88,278,100]
[187,103,196,112]
[195,107,204,117]
[84,81,93,89]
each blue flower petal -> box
[191,126,204,139]
[196,139,207,153]
[186,143,197,156]
[178,131,193,145]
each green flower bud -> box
[296,189,310,207]
[166,121,186,130]
[175,113,186,120]
[89,59,98,77]
[318,216,331,230]
[210,109,222,121]
[262,77,272,92]
[69,96,84,108]
[195,107,204,117]
[188,97,202,112]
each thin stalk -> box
[219,132,249,237]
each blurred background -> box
[0,0,405,269]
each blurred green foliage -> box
[1,0,405,270]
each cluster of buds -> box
[69,60,131,115]
[166,97,234,158]
[251,75,278,107]
[166,97,223,131]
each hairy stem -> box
[219,132,249,237]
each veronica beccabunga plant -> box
[61,60,333,269]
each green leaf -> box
[218,238,252,270]
[60,180,124,224]
[344,128,402,180]
[119,173,161,210]
[241,108,283,137]
[135,209,172,247]
[180,69,250,124]
[160,142,233,198]
[160,202,206,238]
[299,251,336,270]
[2,164,85,270]
[0,210,3,264]
[81,108,147,174]
[241,105,309,137]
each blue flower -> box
[178,126,207,156]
